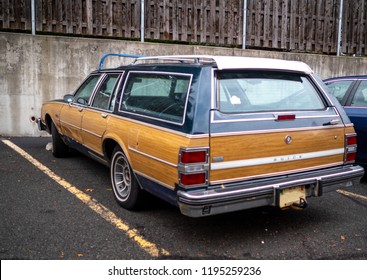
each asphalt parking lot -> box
[1,137,366,260]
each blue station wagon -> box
[38,55,365,217]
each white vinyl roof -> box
[134,55,313,74]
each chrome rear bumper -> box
[178,165,365,217]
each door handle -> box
[101,113,108,118]
[78,107,84,112]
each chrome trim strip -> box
[210,124,345,137]
[81,128,103,138]
[211,148,344,171]
[344,105,367,109]
[209,162,343,185]
[129,147,177,167]
[59,120,81,130]
[210,111,339,124]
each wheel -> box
[110,146,142,209]
[51,121,68,157]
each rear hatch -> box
[209,70,349,185]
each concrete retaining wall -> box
[1,32,367,136]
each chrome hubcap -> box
[113,153,131,200]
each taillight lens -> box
[276,114,296,121]
[180,151,207,164]
[345,134,357,163]
[178,148,209,188]
[347,135,357,145]
[180,173,206,186]
[346,152,356,162]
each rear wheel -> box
[110,146,141,209]
[51,122,68,157]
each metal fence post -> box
[141,0,145,42]
[31,0,36,35]
[242,0,247,49]
[337,0,343,56]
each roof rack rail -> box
[98,53,143,72]
[133,55,217,65]
[134,55,312,73]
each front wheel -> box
[110,147,142,209]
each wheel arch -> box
[103,137,130,164]
[44,114,53,134]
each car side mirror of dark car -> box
[63,94,75,103]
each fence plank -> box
[0,0,366,55]
[2,0,10,29]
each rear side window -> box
[217,72,325,113]
[120,72,192,124]
[351,80,367,107]
[325,80,354,102]
[92,74,119,111]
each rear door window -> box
[91,74,120,111]
[217,72,325,113]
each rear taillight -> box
[180,150,206,164]
[344,134,357,163]
[178,148,209,188]
[180,173,206,186]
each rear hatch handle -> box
[323,119,340,126]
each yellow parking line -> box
[336,189,367,201]
[2,139,170,258]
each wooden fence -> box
[0,0,366,55]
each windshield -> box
[217,72,325,113]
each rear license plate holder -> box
[278,186,306,208]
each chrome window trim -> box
[89,72,123,112]
[118,70,193,125]
[210,108,340,124]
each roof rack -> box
[98,53,143,72]
[132,55,312,73]
[133,55,217,65]
[98,54,312,74]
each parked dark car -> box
[324,76,367,167]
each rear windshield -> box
[217,72,325,113]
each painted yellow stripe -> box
[336,189,367,201]
[1,139,170,258]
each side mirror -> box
[76,97,88,105]
[63,94,75,103]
